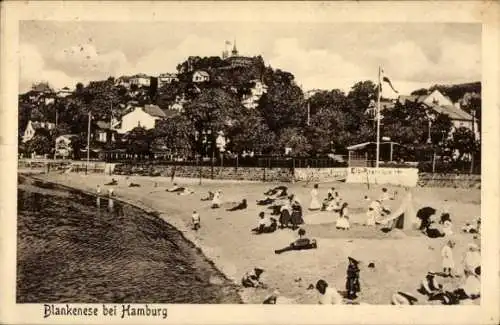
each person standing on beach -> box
[345,257,361,299]
[309,184,321,211]
[192,210,201,231]
[441,240,456,277]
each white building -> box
[116,104,167,134]
[158,73,179,87]
[398,89,479,140]
[56,87,73,98]
[130,74,151,87]
[22,120,56,143]
[192,70,210,83]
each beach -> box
[25,172,481,304]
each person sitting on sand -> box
[379,187,390,202]
[322,197,337,212]
[289,195,304,229]
[105,178,118,186]
[242,268,266,288]
[463,243,481,275]
[262,290,294,304]
[264,186,288,197]
[227,199,247,211]
[178,187,195,196]
[257,197,275,206]
[201,191,214,201]
[456,266,480,300]
[274,228,317,254]
[166,183,185,192]
[442,219,453,237]
[129,182,140,187]
[365,206,377,226]
[192,210,201,231]
[418,272,443,296]
[309,184,321,211]
[391,292,418,305]
[315,279,343,305]
[252,212,277,234]
[211,191,222,209]
[336,203,350,230]
[321,192,334,211]
[279,200,292,229]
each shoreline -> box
[24,173,248,303]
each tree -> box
[25,132,53,156]
[123,127,152,154]
[381,100,428,145]
[258,68,306,132]
[277,128,311,157]
[450,127,477,161]
[429,113,453,145]
[152,115,194,158]
[410,88,429,96]
[183,88,243,155]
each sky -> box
[19,21,481,98]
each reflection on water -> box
[108,198,114,212]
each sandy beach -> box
[30,172,481,305]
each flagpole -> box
[376,66,381,169]
[86,111,91,175]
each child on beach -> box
[441,240,456,277]
[192,210,200,231]
[463,243,481,275]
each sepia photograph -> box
[1,1,499,325]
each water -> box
[17,175,242,303]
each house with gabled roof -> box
[22,120,56,143]
[397,89,479,140]
[192,70,210,83]
[116,104,167,134]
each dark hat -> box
[254,267,264,274]
[368,262,375,268]
[348,256,359,265]
[474,266,481,276]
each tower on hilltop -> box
[231,39,239,56]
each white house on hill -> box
[398,89,479,140]
[192,70,210,83]
[22,120,56,143]
[116,104,167,134]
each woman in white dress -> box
[336,202,350,230]
[309,184,321,211]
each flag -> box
[380,68,399,94]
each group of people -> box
[155,179,482,305]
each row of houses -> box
[368,89,479,140]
